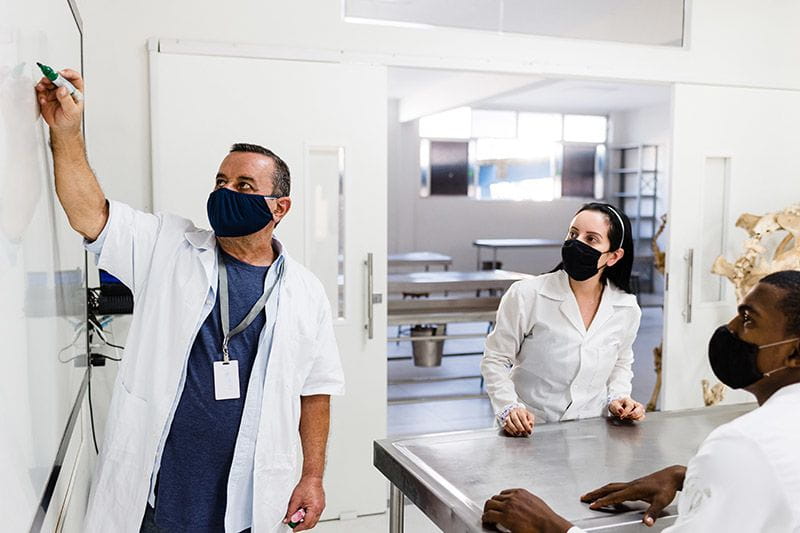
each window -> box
[419,109,606,201]
[418,106,471,138]
[344,0,686,47]
[564,114,607,143]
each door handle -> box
[683,248,694,323]
[364,253,382,339]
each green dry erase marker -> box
[37,62,83,101]
[287,508,306,528]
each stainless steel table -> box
[389,252,453,271]
[374,404,754,532]
[388,270,532,295]
[388,297,501,329]
[473,239,562,270]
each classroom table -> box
[387,297,501,328]
[473,238,562,270]
[374,403,754,532]
[388,270,532,295]
[389,252,453,271]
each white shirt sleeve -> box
[664,429,792,532]
[605,306,640,402]
[300,292,345,396]
[481,282,533,417]
[84,200,162,295]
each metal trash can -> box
[411,324,446,367]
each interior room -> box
[386,71,671,437]
[4,1,800,532]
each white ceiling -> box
[477,78,671,114]
[388,67,468,99]
[387,67,537,100]
[388,67,671,116]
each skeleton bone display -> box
[702,379,726,407]
[712,204,800,302]
[647,215,667,412]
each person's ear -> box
[270,197,292,224]
[605,247,624,268]
[787,340,800,368]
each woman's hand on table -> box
[608,397,646,421]
[580,465,687,527]
[503,407,534,437]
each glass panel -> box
[476,141,561,201]
[419,138,431,197]
[700,157,730,303]
[476,138,526,161]
[429,141,469,196]
[518,112,563,142]
[471,109,517,138]
[418,106,471,139]
[562,143,597,197]
[502,0,685,46]
[306,146,346,318]
[488,177,556,201]
[563,114,607,143]
[344,0,501,32]
[594,144,606,199]
[345,0,685,47]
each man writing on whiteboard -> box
[36,69,344,533]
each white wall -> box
[387,99,416,255]
[79,0,800,215]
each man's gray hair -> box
[230,143,290,197]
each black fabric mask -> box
[561,239,607,281]
[708,325,800,389]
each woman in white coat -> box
[481,202,646,436]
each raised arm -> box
[35,68,108,240]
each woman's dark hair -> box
[760,270,800,335]
[550,202,635,293]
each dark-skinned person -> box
[482,270,800,532]
[481,203,646,437]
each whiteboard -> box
[0,0,86,530]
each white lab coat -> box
[481,270,640,423]
[82,201,345,533]
[568,383,800,533]
[667,382,800,531]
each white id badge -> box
[213,360,241,400]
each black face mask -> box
[708,325,799,389]
[561,239,608,282]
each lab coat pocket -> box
[95,385,151,511]
[255,452,299,528]
[105,384,149,455]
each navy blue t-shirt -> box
[154,251,269,532]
